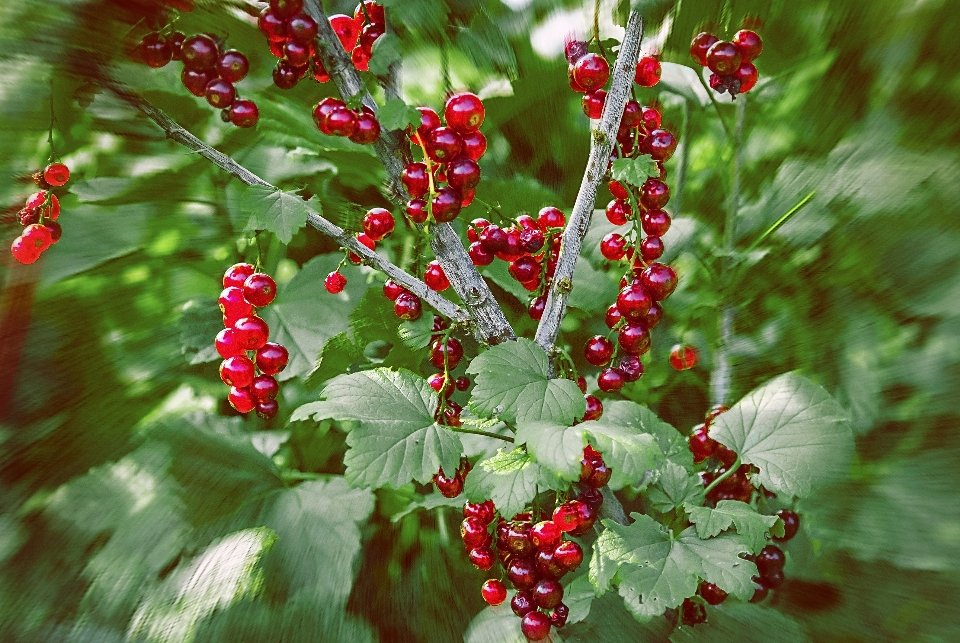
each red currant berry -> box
[604,304,622,329]
[583,394,603,421]
[408,107,441,145]
[506,522,535,557]
[447,157,481,192]
[226,99,258,128]
[690,32,719,66]
[18,208,39,227]
[669,344,698,370]
[286,13,318,44]
[250,374,280,403]
[461,517,491,548]
[183,69,216,99]
[22,224,53,251]
[140,32,172,68]
[42,163,70,187]
[597,367,625,392]
[463,500,495,523]
[433,467,463,497]
[423,260,450,292]
[641,262,677,300]
[255,399,279,420]
[329,13,359,49]
[506,256,537,283]
[550,603,569,628]
[520,610,551,641]
[220,356,256,388]
[326,106,359,137]
[204,79,235,109]
[324,271,347,294]
[394,292,422,321]
[507,557,538,591]
[444,92,484,134]
[349,232,376,264]
[706,41,742,75]
[553,540,583,571]
[600,233,627,261]
[533,579,563,609]
[643,129,677,162]
[605,199,631,226]
[552,503,579,533]
[467,241,493,266]
[688,424,718,463]
[573,53,609,91]
[634,55,661,87]
[223,263,255,289]
[481,579,507,606]
[750,579,770,603]
[406,198,428,224]
[698,581,728,605]
[349,112,382,144]
[645,301,663,329]
[219,287,254,321]
[255,342,288,376]
[361,207,395,241]
[431,186,463,223]
[774,510,800,542]
[258,8,288,39]
[639,236,663,261]
[511,591,535,617]
[641,105,662,131]
[181,34,219,72]
[214,50,249,84]
[618,323,650,356]
[378,279,402,302]
[243,273,277,307]
[215,328,244,359]
[430,337,463,369]
[233,316,270,350]
[735,61,759,94]
[426,126,463,162]
[640,178,670,210]
[733,29,763,62]
[530,521,562,551]
[537,207,565,230]
[616,283,652,320]
[228,386,256,413]
[582,89,606,119]
[641,209,671,236]
[10,237,40,264]
[584,335,614,367]
[25,191,60,220]
[756,544,786,577]
[535,547,566,579]
[608,180,629,200]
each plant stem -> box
[534,10,645,355]
[703,456,741,495]
[673,99,691,217]
[709,95,746,407]
[696,72,733,140]
[448,426,514,443]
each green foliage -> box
[686,500,784,553]
[610,155,660,185]
[179,298,223,365]
[377,98,422,132]
[648,461,704,513]
[240,186,317,244]
[464,447,551,518]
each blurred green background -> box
[2,0,959,641]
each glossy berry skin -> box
[584,461,612,489]
[380,279,403,301]
[251,374,279,403]
[287,13,318,43]
[259,8,288,40]
[605,304,622,330]
[634,56,661,87]
[431,187,463,223]
[706,41,742,75]
[537,206,565,230]
[460,130,487,161]
[573,53,610,91]
[430,337,463,369]
[468,241,494,266]
[690,32,719,66]
[427,126,463,162]
[688,424,718,463]
[401,163,430,198]
[618,354,644,382]
[533,579,564,609]
[617,283,652,320]
[584,335,614,367]
[608,181,629,201]
[618,323,651,356]
[22,224,52,251]
[220,286,254,321]
[243,273,277,307]
[507,557,538,591]
[228,387,256,414]
[553,540,583,571]
[511,591,535,617]
[641,263,678,300]
[774,510,800,542]
[233,316,270,350]
[394,292,422,321]
[446,157,481,192]
[10,237,40,264]
[25,191,60,220]
[220,356,256,388]
[140,33,172,68]
[534,546,566,579]
[349,232,375,264]
[552,502,580,532]
[644,129,678,162]
[424,260,450,292]
[669,344,698,370]
[229,100,259,128]
[256,400,280,420]
[433,468,463,497]
[481,579,507,606]
[680,598,707,626]
[640,236,664,261]
[182,68,215,97]
[732,29,763,62]
[520,610,551,641]
[326,107,359,137]
[461,517,491,548]
[204,78,235,109]
[463,500,495,524]
[40,163,69,188]
[329,13,359,49]
[405,198,428,224]
[597,367,625,392]
[579,487,604,512]
[325,271,347,294]
[698,581,728,606]
[349,112,381,144]
[509,256,539,283]
[181,34,219,71]
[600,233,627,260]
[444,92,485,134]
[640,178,670,210]
[362,208,395,241]
[506,522,534,557]
[756,545,786,577]
[641,209,671,236]
[605,199,631,226]
[530,521,562,551]
[256,342,289,375]
[583,394,603,421]
[550,603,569,628]
[213,50,249,84]
[735,61,759,94]
[582,89,606,119]
[215,328,244,359]
[621,100,642,129]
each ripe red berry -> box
[706,41,742,75]
[584,335,614,367]
[616,283,652,320]
[640,178,670,210]
[634,56,661,87]
[608,181,629,201]
[243,273,277,307]
[229,100,259,128]
[431,186,462,223]
[643,129,677,162]
[220,356,256,388]
[204,78,235,109]
[362,207,395,241]
[214,50,249,84]
[430,337,463,369]
[402,198,426,224]
[10,236,40,264]
[756,544,786,577]
[349,232,376,264]
[582,89,606,119]
[250,374,280,403]
[520,610,551,641]
[434,467,464,497]
[733,29,763,62]
[401,163,430,198]
[424,260,450,292]
[507,256,537,283]
[669,344,698,370]
[254,399,279,419]
[597,367,625,392]
[774,510,800,542]
[600,232,627,261]
[253,342,287,375]
[409,107,441,146]
[605,199,631,226]
[641,262,678,300]
[329,13,359,49]
[224,264,255,289]
[182,68,216,97]
[181,34,219,72]
[618,323,650,356]
[583,394,603,421]
[553,540,583,571]
[427,126,463,162]
[394,292,422,321]
[533,579,564,609]
[349,111,381,144]
[326,106,359,137]
[552,503,580,533]
[735,61,759,94]
[22,224,53,251]
[233,316,270,350]
[461,130,487,160]
[444,92,485,134]
[140,32,172,68]
[219,287,254,321]
[25,191,60,220]
[461,516,491,549]
[530,521,562,551]
[550,603,569,628]
[42,163,70,187]
[258,8,288,39]
[215,328,244,359]
[481,579,507,606]
[639,236,664,261]
[641,209,671,237]
[699,581,728,605]
[447,157,481,192]
[511,591,535,617]
[537,207,565,230]
[228,386,256,413]
[325,271,347,294]
[618,354,644,382]
[688,424,718,463]
[690,32,719,66]
[573,53,609,91]
[507,557,538,591]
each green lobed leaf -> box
[178,298,223,365]
[580,412,663,490]
[304,332,367,390]
[367,33,402,76]
[563,573,598,626]
[396,314,436,350]
[647,461,704,513]
[464,447,542,518]
[467,338,585,425]
[240,185,316,244]
[708,373,854,497]
[610,155,660,186]
[588,400,691,472]
[377,98,422,132]
[685,500,783,553]
[314,368,463,488]
[514,421,585,482]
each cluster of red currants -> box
[312,96,382,145]
[401,92,486,224]
[433,455,471,498]
[473,446,611,641]
[689,406,756,504]
[565,39,663,120]
[424,317,470,428]
[690,29,763,97]
[214,263,290,419]
[10,163,69,265]
[323,207,396,293]
[258,0,386,90]
[139,30,258,128]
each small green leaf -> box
[709,373,854,497]
[304,332,367,389]
[396,314,435,350]
[240,185,316,244]
[378,98,422,132]
[564,573,597,625]
[467,338,585,425]
[588,400,691,471]
[314,368,463,488]
[514,421,584,481]
[685,500,783,553]
[648,462,704,513]
[179,298,223,365]
[610,155,660,186]
[391,492,464,522]
[464,447,542,518]
[368,33,402,76]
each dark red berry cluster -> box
[10,163,69,265]
[401,92,486,224]
[312,97,381,145]
[258,1,386,90]
[424,317,470,428]
[471,446,611,640]
[323,207,396,293]
[433,457,471,498]
[139,29,258,128]
[690,28,763,97]
[669,344,698,371]
[215,263,289,418]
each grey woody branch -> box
[103,78,471,325]
[303,0,516,346]
[534,10,644,354]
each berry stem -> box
[447,426,514,443]
[533,9,646,357]
[696,71,734,140]
[743,190,816,255]
[703,455,742,495]
[593,0,608,60]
